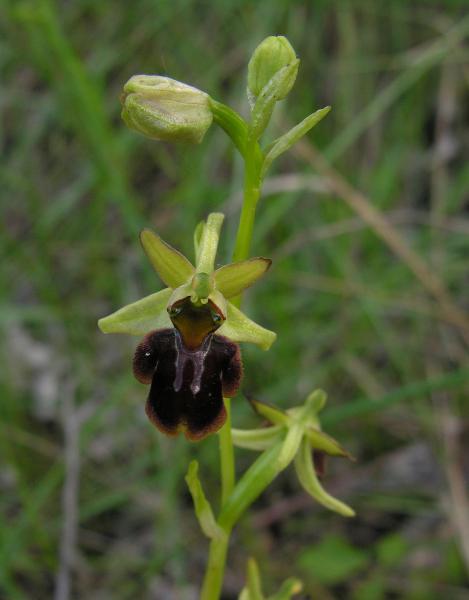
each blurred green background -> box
[2,0,469,598]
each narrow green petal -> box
[193,220,205,265]
[277,423,304,470]
[140,228,194,288]
[294,437,355,517]
[251,399,290,426]
[214,257,271,299]
[304,389,327,414]
[231,425,284,450]
[218,302,276,350]
[305,427,352,459]
[98,288,172,335]
[185,461,225,540]
[196,212,224,274]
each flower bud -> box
[121,75,213,144]
[247,36,298,100]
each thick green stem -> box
[201,137,262,600]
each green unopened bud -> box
[121,75,213,143]
[248,36,298,100]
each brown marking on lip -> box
[169,297,224,350]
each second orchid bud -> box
[247,35,299,101]
[121,75,213,144]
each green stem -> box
[200,529,231,600]
[201,136,263,599]
[219,398,235,505]
[232,139,262,267]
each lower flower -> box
[133,298,243,441]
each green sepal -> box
[260,106,331,179]
[196,212,224,274]
[251,399,290,426]
[214,257,271,299]
[218,302,276,350]
[140,229,194,288]
[185,461,225,540]
[250,61,300,140]
[193,220,205,265]
[231,425,283,451]
[305,427,352,459]
[98,288,172,335]
[304,389,327,414]
[277,422,304,470]
[268,578,303,600]
[294,437,355,517]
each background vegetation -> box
[1,0,469,598]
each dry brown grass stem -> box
[294,141,469,346]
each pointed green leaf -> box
[140,229,194,288]
[218,302,276,350]
[214,257,271,299]
[268,578,303,600]
[231,425,283,451]
[251,399,290,426]
[98,288,172,335]
[185,461,225,540]
[261,106,331,179]
[250,61,300,140]
[305,427,352,459]
[294,438,355,517]
[196,212,224,274]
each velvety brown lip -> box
[133,328,242,441]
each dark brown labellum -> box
[133,328,242,441]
